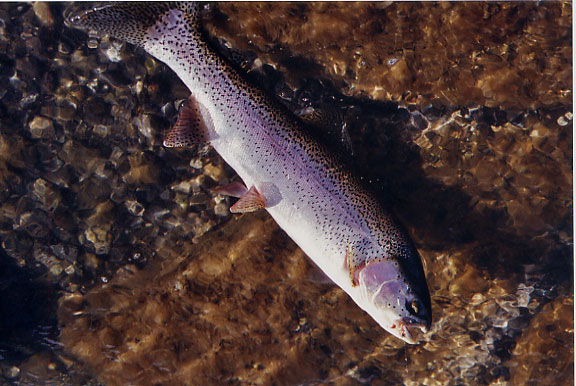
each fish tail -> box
[66,2,200,46]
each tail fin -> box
[66,2,200,46]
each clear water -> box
[0,2,572,385]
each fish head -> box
[356,258,431,344]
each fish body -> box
[68,3,431,343]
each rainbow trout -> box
[68,3,432,344]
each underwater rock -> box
[4,366,20,380]
[507,294,573,385]
[121,153,161,185]
[208,2,571,110]
[30,178,60,212]
[0,2,571,385]
[32,2,53,27]
[124,199,144,217]
[16,210,51,239]
[28,115,54,139]
[50,243,78,263]
[78,201,114,255]
[59,214,350,386]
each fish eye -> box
[406,299,420,316]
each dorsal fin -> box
[297,104,354,156]
[163,95,210,147]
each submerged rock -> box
[28,115,54,139]
[58,214,341,386]
[208,2,572,110]
[0,2,571,385]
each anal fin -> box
[230,185,266,213]
[163,95,210,147]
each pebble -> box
[105,41,125,63]
[28,115,54,139]
[32,2,53,27]
[213,201,230,217]
[125,200,145,217]
[556,111,572,126]
[31,178,60,212]
[190,158,204,169]
[58,41,72,55]
[134,114,155,141]
[0,3,570,386]
[64,264,76,275]
[50,264,63,276]
[17,211,50,238]
[171,180,194,194]
[5,366,20,379]
[93,124,110,137]
[84,226,112,254]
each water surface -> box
[0,2,572,385]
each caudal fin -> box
[66,3,200,46]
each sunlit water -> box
[0,3,572,386]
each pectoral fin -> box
[163,95,210,147]
[230,185,266,213]
[346,243,367,287]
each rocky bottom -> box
[0,2,572,386]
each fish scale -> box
[68,2,431,344]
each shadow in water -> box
[0,251,60,365]
[344,95,572,292]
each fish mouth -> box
[394,318,430,344]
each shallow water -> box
[0,2,572,386]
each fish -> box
[67,2,432,344]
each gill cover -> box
[347,238,431,343]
